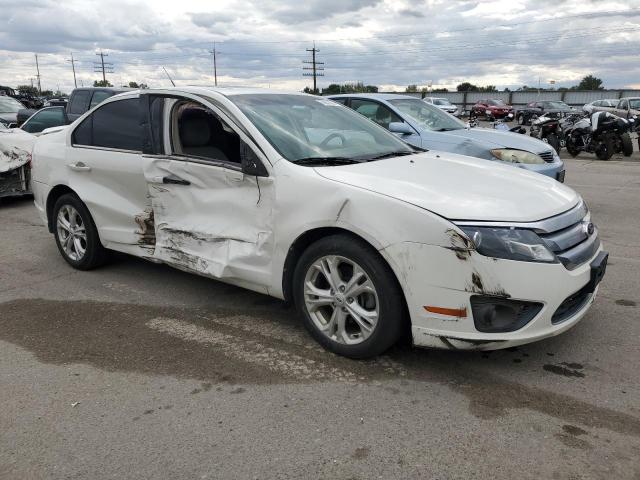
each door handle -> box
[67,162,91,172]
[162,176,190,186]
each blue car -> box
[329,93,565,181]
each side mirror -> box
[388,122,414,135]
[240,142,269,177]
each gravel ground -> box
[0,158,639,480]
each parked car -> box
[0,96,29,128]
[31,87,606,357]
[515,101,575,126]
[44,97,68,108]
[470,99,513,120]
[0,86,43,109]
[65,87,130,122]
[588,97,640,120]
[583,99,617,115]
[0,127,37,198]
[329,93,564,181]
[19,106,69,135]
[423,97,459,116]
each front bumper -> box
[383,241,605,351]
[0,165,31,198]
[510,155,565,181]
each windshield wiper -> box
[366,151,416,160]
[293,156,362,166]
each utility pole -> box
[303,42,324,94]
[67,52,78,88]
[34,54,42,94]
[209,42,218,86]
[94,50,114,84]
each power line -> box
[303,42,324,93]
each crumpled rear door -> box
[142,156,274,293]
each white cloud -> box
[0,0,639,93]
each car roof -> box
[326,93,421,101]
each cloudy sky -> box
[1,0,639,94]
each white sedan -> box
[31,87,607,358]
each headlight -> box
[490,149,545,164]
[458,226,557,263]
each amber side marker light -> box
[424,306,468,318]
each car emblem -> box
[583,222,595,236]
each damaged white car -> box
[0,127,36,198]
[31,88,607,358]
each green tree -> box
[405,84,418,93]
[93,79,113,87]
[320,82,378,95]
[478,85,497,92]
[576,75,604,90]
[127,81,139,88]
[430,87,449,93]
[456,82,478,92]
[16,85,39,96]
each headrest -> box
[179,111,209,147]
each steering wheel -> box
[319,132,347,149]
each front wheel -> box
[293,235,405,359]
[53,193,108,270]
[595,136,614,160]
[566,137,580,157]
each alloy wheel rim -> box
[303,255,379,345]
[57,205,87,261]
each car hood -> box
[0,112,18,124]
[0,128,36,173]
[314,151,578,222]
[438,127,552,153]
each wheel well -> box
[46,185,75,233]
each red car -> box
[471,99,514,120]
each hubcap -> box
[303,255,379,345]
[57,205,87,261]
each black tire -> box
[53,193,108,270]
[621,132,633,157]
[595,136,614,161]
[293,234,406,359]
[566,138,580,157]
[546,133,560,154]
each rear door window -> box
[21,108,66,134]
[72,98,141,151]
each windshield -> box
[389,98,465,131]
[629,99,640,109]
[487,99,506,106]
[0,97,24,114]
[433,98,452,106]
[545,101,570,109]
[230,94,414,162]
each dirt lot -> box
[0,158,639,479]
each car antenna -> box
[162,67,176,87]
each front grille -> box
[552,284,592,324]
[538,151,555,163]
[538,207,600,270]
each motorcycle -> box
[492,113,526,134]
[529,112,583,154]
[564,111,633,160]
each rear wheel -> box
[53,193,108,270]
[293,234,405,359]
[546,133,560,154]
[621,132,634,156]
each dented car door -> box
[140,94,275,293]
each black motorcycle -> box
[564,111,633,160]
[529,112,583,154]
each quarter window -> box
[72,98,141,151]
[69,91,90,115]
[90,91,113,109]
